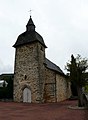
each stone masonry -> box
[13,16,71,103]
[14,43,45,103]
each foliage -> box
[66,54,88,87]
[85,85,88,93]
[66,54,88,107]
[0,74,13,99]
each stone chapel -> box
[13,16,71,103]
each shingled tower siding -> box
[13,16,46,103]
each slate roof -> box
[13,31,47,48]
[26,16,35,27]
[13,16,64,75]
[13,16,47,48]
[45,58,64,75]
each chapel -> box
[13,16,71,103]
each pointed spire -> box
[26,16,35,31]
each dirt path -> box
[0,100,87,120]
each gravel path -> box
[0,100,87,120]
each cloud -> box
[0,58,13,75]
[0,0,88,74]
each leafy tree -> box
[66,54,88,107]
[7,76,13,99]
[0,74,13,99]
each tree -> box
[7,76,13,99]
[66,54,88,107]
[0,74,13,99]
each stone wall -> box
[56,74,71,102]
[13,41,71,103]
[14,42,45,103]
[44,68,56,102]
[37,43,46,102]
[44,68,71,103]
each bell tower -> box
[13,16,47,103]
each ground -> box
[0,100,87,120]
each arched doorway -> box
[23,88,31,103]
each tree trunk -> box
[77,86,84,107]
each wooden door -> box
[23,88,31,103]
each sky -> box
[0,0,88,74]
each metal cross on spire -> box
[28,9,32,17]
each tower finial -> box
[26,11,35,31]
[28,9,32,17]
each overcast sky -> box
[0,0,88,74]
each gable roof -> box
[45,58,64,75]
